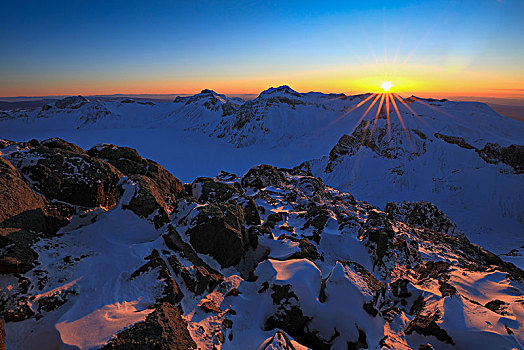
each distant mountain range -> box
[1,85,522,349]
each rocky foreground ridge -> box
[0,138,523,349]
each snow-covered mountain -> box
[1,86,522,268]
[1,139,522,349]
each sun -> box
[381,81,393,92]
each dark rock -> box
[191,177,239,203]
[435,133,475,150]
[0,157,71,274]
[225,288,241,297]
[248,225,274,247]
[123,175,170,228]
[163,227,224,295]
[264,212,286,228]
[260,330,297,350]
[186,203,247,267]
[7,145,123,208]
[200,300,221,313]
[302,206,331,242]
[130,249,183,304]
[406,310,455,344]
[347,329,367,350]
[101,303,197,349]
[367,229,389,263]
[278,235,319,262]
[385,201,460,235]
[485,299,505,314]
[292,176,325,199]
[264,284,330,349]
[478,143,524,174]
[40,137,86,154]
[0,318,4,350]
[2,299,35,322]
[87,144,182,206]
[241,164,285,189]
[36,289,77,314]
[391,279,412,298]
[439,282,457,297]
[244,198,261,226]
[416,261,450,280]
[419,344,434,350]
[337,260,385,293]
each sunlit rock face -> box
[1,138,523,349]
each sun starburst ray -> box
[369,93,386,143]
[349,93,381,135]
[390,93,412,143]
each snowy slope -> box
[301,96,524,266]
[1,141,523,349]
[1,87,523,269]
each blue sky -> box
[1,0,523,96]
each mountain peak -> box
[258,85,301,98]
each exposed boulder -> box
[259,330,297,350]
[278,235,319,262]
[434,133,475,150]
[186,203,247,267]
[301,205,332,242]
[130,249,183,304]
[291,175,325,200]
[123,175,170,228]
[7,144,123,208]
[477,143,524,174]
[101,303,197,349]
[0,157,72,274]
[40,137,86,154]
[325,134,359,172]
[163,226,224,295]
[191,177,239,203]
[264,284,330,349]
[244,198,261,226]
[241,164,285,189]
[405,310,455,344]
[384,201,461,235]
[87,144,182,206]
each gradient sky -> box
[1,0,523,97]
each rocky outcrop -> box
[478,143,524,174]
[87,143,182,206]
[259,330,297,350]
[434,133,475,149]
[264,284,330,349]
[54,96,89,109]
[384,201,461,235]
[244,198,261,226]
[186,203,247,267]
[191,177,240,203]
[163,226,225,295]
[241,164,285,189]
[406,310,455,344]
[101,303,197,350]
[7,141,123,208]
[130,249,183,304]
[123,175,170,228]
[0,157,71,274]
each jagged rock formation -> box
[1,138,522,349]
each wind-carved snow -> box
[4,182,166,349]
